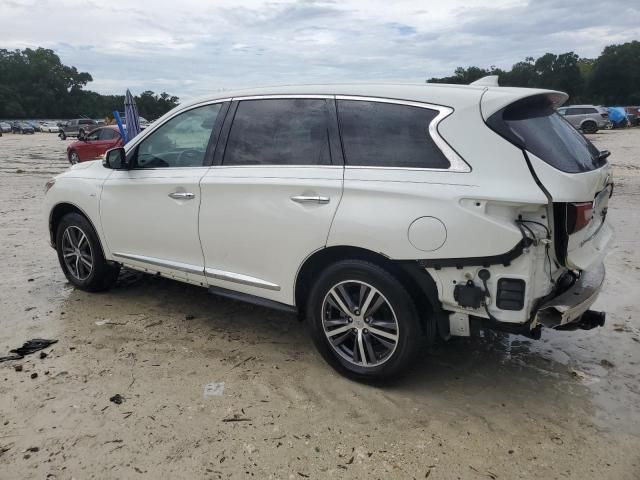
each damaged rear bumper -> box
[535,263,606,329]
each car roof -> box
[175,83,565,114]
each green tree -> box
[589,41,640,105]
[0,47,179,119]
[427,42,640,105]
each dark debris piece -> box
[0,339,58,363]
[110,394,124,405]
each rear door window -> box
[337,100,450,169]
[223,99,332,166]
[488,96,604,173]
[100,129,119,140]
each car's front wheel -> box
[59,131,66,140]
[306,259,423,380]
[55,213,120,292]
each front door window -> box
[134,104,222,168]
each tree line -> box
[428,41,640,106]
[0,48,179,120]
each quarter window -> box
[135,103,222,168]
[337,100,450,169]
[223,99,332,166]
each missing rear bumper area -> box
[535,262,606,329]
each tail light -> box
[567,202,594,233]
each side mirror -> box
[103,147,129,170]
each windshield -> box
[489,95,605,174]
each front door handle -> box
[290,195,330,205]
[169,192,196,200]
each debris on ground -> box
[185,314,196,320]
[569,368,600,385]
[110,394,124,405]
[222,414,252,422]
[0,339,57,363]
[14,365,23,372]
[30,372,37,379]
[95,319,126,326]
[600,359,615,368]
[204,382,225,398]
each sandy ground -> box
[0,130,639,479]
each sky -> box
[2,0,640,100]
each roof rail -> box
[470,75,500,87]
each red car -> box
[67,126,124,164]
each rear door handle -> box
[169,192,196,200]
[290,195,330,205]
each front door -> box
[199,97,344,304]
[100,102,226,282]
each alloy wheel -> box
[61,225,93,281]
[321,280,399,367]
[70,152,79,164]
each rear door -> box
[198,96,343,304]
[563,107,583,128]
[485,95,613,271]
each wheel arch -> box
[294,245,442,339]
[49,202,101,251]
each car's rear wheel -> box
[306,259,423,380]
[68,151,79,164]
[582,121,597,134]
[55,213,120,292]
[59,131,66,140]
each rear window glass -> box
[491,97,604,173]
[337,100,450,169]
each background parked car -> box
[557,105,610,133]
[17,122,35,134]
[0,122,11,133]
[66,126,124,164]
[40,122,59,133]
[58,118,99,140]
[624,106,640,126]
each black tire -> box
[582,121,597,134]
[68,150,79,164]
[59,131,66,140]
[55,213,120,292]
[306,259,423,381]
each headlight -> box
[44,179,55,195]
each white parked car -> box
[40,122,60,133]
[43,82,613,380]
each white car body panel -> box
[526,153,613,270]
[199,165,343,304]
[100,167,209,284]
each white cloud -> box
[2,0,639,100]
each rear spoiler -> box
[480,88,569,120]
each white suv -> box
[44,83,613,380]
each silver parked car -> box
[557,105,610,134]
